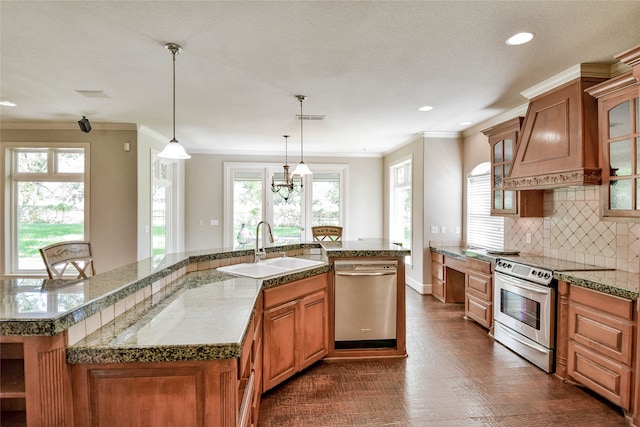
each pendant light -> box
[293,95,312,176]
[271,135,303,202]
[158,43,191,160]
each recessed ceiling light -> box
[460,121,472,126]
[0,100,17,107]
[418,105,433,112]
[506,32,534,46]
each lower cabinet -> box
[0,334,73,427]
[567,286,635,411]
[431,251,445,301]
[430,251,465,303]
[262,273,329,392]
[464,257,493,329]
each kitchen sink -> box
[217,257,325,279]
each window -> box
[151,155,175,256]
[467,162,504,249]
[389,158,412,265]
[6,144,89,274]
[225,163,346,247]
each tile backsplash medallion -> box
[506,186,640,273]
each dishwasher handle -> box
[335,270,396,277]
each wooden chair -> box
[39,241,95,279]
[312,226,343,241]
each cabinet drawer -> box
[571,286,633,320]
[431,251,443,264]
[465,294,492,329]
[466,272,492,300]
[568,341,632,410]
[466,258,492,274]
[431,261,444,281]
[444,256,465,273]
[432,279,445,302]
[569,301,633,365]
[263,273,328,309]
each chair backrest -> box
[39,241,95,279]
[312,226,343,241]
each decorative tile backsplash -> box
[506,186,640,273]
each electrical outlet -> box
[526,233,532,244]
[430,226,439,234]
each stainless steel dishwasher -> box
[334,260,397,349]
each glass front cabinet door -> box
[483,117,543,217]
[589,73,640,218]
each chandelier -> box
[271,135,303,202]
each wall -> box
[0,125,138,274]
[421,135,464,292]
[184,153,383,251]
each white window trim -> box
[223,162,348,246]
[467,162,504,249]
[3,142,90,275]
[389,155,412,266]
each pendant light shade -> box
[158,43,191,160]
[293,95,312,176]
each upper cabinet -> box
[587,45,640,218]
[483,117,544,217]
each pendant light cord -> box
[299,96,304,162]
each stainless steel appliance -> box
[493,256,611,373]
[334,260,397,349]
[494,259,556,372]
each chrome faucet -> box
[254,220,274,262]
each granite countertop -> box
[66,269,263,364]
[430,245,639,300]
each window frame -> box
[4,142,90,275]
[389,156,412,266]
[223,162,347,247]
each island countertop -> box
[1,240,409,339]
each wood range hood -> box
[503,66,610,190]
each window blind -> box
[467,173,504,249]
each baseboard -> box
[406,276,431,295]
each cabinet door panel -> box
[569,303,633,365]
[467,272,491,300]
[465,294,492,329]
[568,342,632,410]
[263,301,298,391]
[299,291,328,369]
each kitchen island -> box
[0,240,408,427]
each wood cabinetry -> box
[482,117,544,217]
[262,273,328,392]
[464,258,493,330]
[71,296,264,427]
[586,71,640,218]
[431,251,445,302]
[566,286,635,410]
[0,334,73,427]
[430,251,465,303]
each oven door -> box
[493,271,555,348]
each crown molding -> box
[520,63,615,100]
[463,103,529,138]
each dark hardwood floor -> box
[258,287,628,426]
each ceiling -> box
[1,1,639,157]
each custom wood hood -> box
[504,75,606,190]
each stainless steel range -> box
[493,256,611,373]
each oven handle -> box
[495,272,550,295]
[497,323,549,354]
